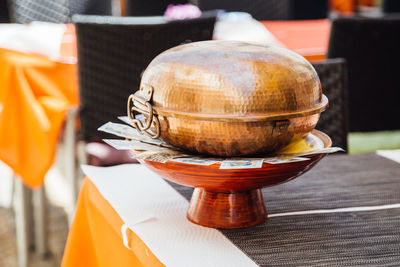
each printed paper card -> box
[171,157,220,166]
[264,156,309,164]
[220,159,263,169]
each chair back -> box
[8,0,111,23]
[312,58,349,152]
[328,17,400,132]
[383,0,400,13]
[0,0,10,22]
[73,15,216,141]
[127,0,188,16]
[195,0,291,20]
[290,0,328,20]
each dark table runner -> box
[168,153,400,266]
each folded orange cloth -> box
[0,48,78,188]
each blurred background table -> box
[0,23,77,188]
[63,152,400,266]
[0,23,78,267]
[261,19,331,61]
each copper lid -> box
[128,40,328,156]
[140,40,327,122]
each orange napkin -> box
[0,48,78,188]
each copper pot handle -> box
[127,86,160,139]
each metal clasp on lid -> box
[127,85,160,139]
[272,120,290,138]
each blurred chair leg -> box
[14,177,29,267]
[32,187,48,256]
[65,108,78,224]
[76,140,88,190]
[116,0,126,16]
[24,188,34,251]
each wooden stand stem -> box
[187,188,268,229]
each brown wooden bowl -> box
[139,130,331,229]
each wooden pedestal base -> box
[187,188,268,229]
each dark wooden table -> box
[171,153,400,266]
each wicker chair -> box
[195,0,290,20]
[8,0,111,24]
[73,15,216,143]
[290,0,328,20]
[328,17,400,132]
[0,0,10,22]
[127,0,188,16]
[312,59,349,152]
[383,0,400,13]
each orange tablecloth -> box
[62,178,163,267]
[0,25,78,188]
[261,19,331,62]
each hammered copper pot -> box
[128,41,328,157]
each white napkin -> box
[213,12,285,47]
[377,149,400,164]
[82,164,258,267]
[0,22,66,59]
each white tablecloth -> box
[0,22,65,59]
[82,164,258,267]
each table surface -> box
[63,152,400,266]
